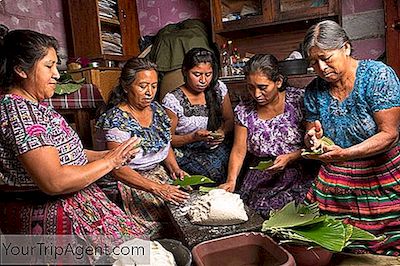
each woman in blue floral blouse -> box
[96,58,189,238]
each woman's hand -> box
[303,144,346,163]
[267,154,293,173]
[305,120,324,150]
[103,137,141,169]
[218,180,236,192]
[191,129,211,142]
[169,166,187,180]
[207,129,225,148]
[153,183,190,205]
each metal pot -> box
[279,59,308,76]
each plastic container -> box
[282,244,333,266]
[278,59,308,76]
[192,232,295,266]
[158,239,192,266]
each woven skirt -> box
[305,142,400,255]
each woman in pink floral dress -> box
[0,28,146,252]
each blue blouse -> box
[304,60,400,148]
[96,102,171,155]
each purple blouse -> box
[235,87,305,157]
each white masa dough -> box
[188,189,248,225]
[112,240,177,266]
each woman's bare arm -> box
[219,125,248,192]
[18,137,140,195]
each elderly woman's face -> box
[247,71,282,106]
[22,47,59,101]
[127,69,158,109]
[186,62,213,93]
[308,44,350,83]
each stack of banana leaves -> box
[55,72,85,95]
[262,201,384,252]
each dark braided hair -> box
[244,54,288,92]
[106,57,157,110]
[182,47,222,131]
[0,26,58,92]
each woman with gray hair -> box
[302,20,400,255]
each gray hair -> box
[303,20,351,57]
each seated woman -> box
[219,54,315,218]
[162,47,234,184]
[96,58,189,238]
[302,20,400,255]
[0,29,144,247]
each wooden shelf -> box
[215,15,340,38]
[100,17,120,26]
[65,0,140,61]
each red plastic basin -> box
[192,232,295,266]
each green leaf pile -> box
[249,160,274,170]
[55,72,86,95]
[172,175,215,187]
[262,201,384,252]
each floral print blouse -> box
[96,102,171,171]
[304,60,400,148]
[235,87,305,157]
[162,80,228,134]
[0,94,87,187]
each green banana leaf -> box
[301,136,335,156]
[262,202,319,229]
[344,223,354,242]
[349,225,385,241]
[172,175,215,187]
[199,186,218,193]
[209,132,224,139]
[55,83,82,95]
[292,220,347,252]
[262,201,385,253]
[249,160,274,170]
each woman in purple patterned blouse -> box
[219,54,315,217]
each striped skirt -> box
[305,142,400,255]
[118,164,172,239]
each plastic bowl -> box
[282,244,333,266]
[192,232,295,266]
[158,239,192,266]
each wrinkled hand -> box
[267,154,292,173]
[104,137,141,169]
[305,120,324,150]
[303,144,345,163]
[169,167,187,180]
[192,129,211,142]
[218,181,236,192]
[155,184,190,205]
